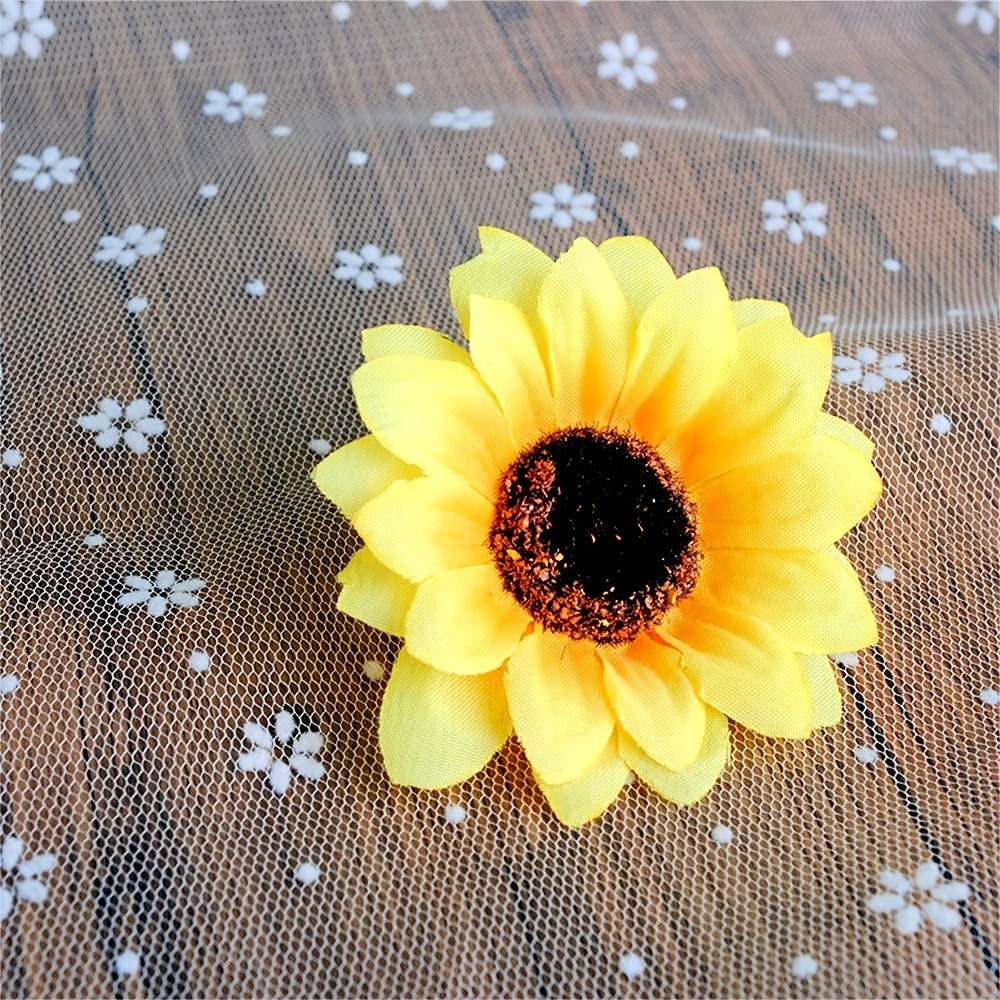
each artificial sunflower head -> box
[314,227,881,826]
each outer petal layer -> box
[598,235,676,317]
[600,634,706,771]
[336,547,416,636]
[693,436,882,550]
[505,629,615,785]
[694,547,878,654]
[664,602,814,738]
[380,649,511,788]
[449,226,553,338]
[362,324,473,366]
[618,267,739,443]
[405,564,531,675]
[535,735,631,827]
[800,654,843,727]
[537,238,632,425]
[354,475,491,582]
[352,355,515,499]
[674,323,832,485]
[312,435,418,520]
[468,295,556,448]
[621,707,730,805]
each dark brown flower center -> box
[489,427,701,645]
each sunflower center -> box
[489,427,701,645]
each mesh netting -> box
[1,2,998,997]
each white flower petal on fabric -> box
[893,905,923,934]
[922,900,963,930]
[244,721,273,748]
[867,892,905,913]
[116,589,150,608]
[289,754,326,780]
[17,853,56,878]
[930,881,971,903]
[13,878,47,904]
[1,836,23,872]
[878,870,911,894]
[237,748,273,772]
[292,731,325,755]
[268,761,292,795]
[273,711,296,744]
[145,594,168,617]
[0,887,13,921]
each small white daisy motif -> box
[867,862,971,934]
[598,32,657,90]
[530,183,597,229]
[956,0,999,33]
[9,146,79,190]
[429,107,494,130]
[0,835,56,921]
[333,244,404,289]
[117,571,205,618]
[930,147,997,175]
[93,224,166,267]
[814,76,877,108]
[202,82,266,123]
[833,347,911,392]
[0,0,55,60]
[761,190,828,244]
[78,397,165,453]
[237,711,326,795]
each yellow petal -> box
[336,546,416,636]
[535,735,631,827]
[449,226,553,338]
[732,297,790,329]
[694,547,878,654]
[663,601,814,738]
[598,235,676,317]
[352,355,515,499]
[468,295,556,448]
[537,237,633,425]
[813,411,876,460]
[617,267,739,444]
[380,648,511,788]
[405,564,531,675]
[354,475,492,583]
[620,707,730,805]
[800,654,842,728]
[505,628,615,785]
[693,436,882,550]
[362,324,472,366]
[600,633,706,771]
[312,435,419,521]
[674,323,832,485]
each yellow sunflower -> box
[314,227,881,826]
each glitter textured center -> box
[489,427,701,644]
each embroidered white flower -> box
[0,835,56,921]
[833,347,911,392]
[9,146,79,190]
[117,571,204,618]
[930,147,997,175]
[0,0,55,60]
[956,0,999,32]
[867,862,970,934]
[202,82,266,123]
[761,190,828,243]
[530,183,597,229]
[237,711,326,795]
[78,397,165,453]
[429,107,494,130]
[93,224,166,267]
[598,32,657,90]
[814,76,877,108]
[0,674,19,694]
[405,0,448,8]
[333,244,404,289]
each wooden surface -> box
[2,3,998,998]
